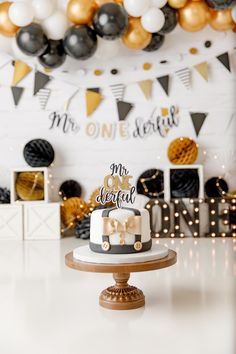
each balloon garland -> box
[0,0,235,69]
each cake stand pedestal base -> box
[99,273,145,310]
[65,248,177,311]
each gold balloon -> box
[122,18,151,50]
[0,2,19,37]
[67,0,97,25]
[209,9,234,31]
[168,0,188,9]
[95,0,123,5]
[178,1,209,32]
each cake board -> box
[65,244,177,310]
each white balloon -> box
[151,0,167,8]
[124,0,150,17]
[42,11,68,40]
[231,5,236,23]
[9,2,34,27]
[141,7,165,33]
[32,0,55,21]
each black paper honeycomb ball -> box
[0,187,10,204]
[23,139,55,167]
[205,177,228,198]
[59,180,82,200]
[137,169,164,199]
[75,215,90,240]
[171,169,199,198]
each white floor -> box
[0,237,235,354]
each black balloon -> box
[93,3,128,40]
[171,169,199,199]
[63,26,97,60]
[206,0,234,9]
[38,40,66,69]
[143,33,165,52]
[16,23,48,57]
[23,139,55,167]
[159,5,177,34]
[205,177,229,198]
[137,169,164,199]
[59,180,82,200]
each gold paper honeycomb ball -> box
[168,137,198,165]
[61,197,89,228]
[15,171,44,201]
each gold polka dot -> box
[143,62,152,71]
[94,69,103,76]
[189,47,198,55]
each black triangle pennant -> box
[217,52,231,72]
[11,86,24,106]
[190,112,208,137]
[88,88,100,94]
[117,101,133,121]
[156,75,169,96]
[34,71,51,96]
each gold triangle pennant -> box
[12,60,32,86]
[86,90,103,117]
[138,80,153,100]
[194,62,208,82]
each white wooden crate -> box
[11,167,49,204]
[0,204,23,240]
[24,203,61,240]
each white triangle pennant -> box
[175,67,191,90]
[37,88,51,110]
[110,83,125,101]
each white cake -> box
[89,207,152,254]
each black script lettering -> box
[49,111,80,134]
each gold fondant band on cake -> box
[90,239,152,254]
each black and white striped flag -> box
[175,68,191,90]
[110,83,125,101]
[37,88,51,110]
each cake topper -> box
[96,163,135,208]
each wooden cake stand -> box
[65,249,177,310]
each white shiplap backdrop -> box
[0,24,235,201]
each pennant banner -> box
[138,80,152,100]
[110,83,125,101]
[190,112,208,137]
[11,86,24,106]
[88,88,100,94]
[12,60,32,86]
[194,62,208,82]
[37,88,51,110]
[64,89,79,112]
[217,52,231,72]
[86,90,103,117]
[156,75,169,96]
[34,71,51,96]
[175,67,191,90]
[117,101,133,121]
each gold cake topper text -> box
[96,163,136,208]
